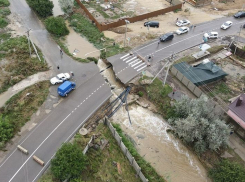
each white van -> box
[204,32,218,39]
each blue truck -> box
[57,81,76,97]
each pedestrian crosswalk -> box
[119,54,147,72]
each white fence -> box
[104,117,149,182]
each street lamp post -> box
[26,29,31,58]
[124,20,130,47]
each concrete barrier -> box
[17,145,28,155]
[33,155,45,166]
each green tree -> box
[0,0,10,7]
[168,95,230,154]
[0,115,14,149]
[51,143,87,181]
[26,0,53,18]
[209,160,245,182]
[45,17,69,36]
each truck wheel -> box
[65,94,68,97]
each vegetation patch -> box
[26,0,53,18]
[139,76,173,117]
[0,17,7,28]
[113,123,166,182]
[69,13,130,58]
[207,45,225,54]
[208,159,245,182]
[39,123,142,182]
[0,81,50,149]
[45,17,69,37]
[0,36,49,93]
[0,0,10,7]
[174,55,196,64]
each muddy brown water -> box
[97,59,210,182]
[65,22,100,59]
[50,0,64,17]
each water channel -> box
[97,59,210,182]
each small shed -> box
[173,60,228,86]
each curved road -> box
[108,16,245,84]
[0,0,111,182]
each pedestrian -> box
[70,71,74,77]
[194,25,196,29]
[182,1,185,7]
[176,18,179,22]
[190,25,193,29]
[158,41,160,45]
[57,65,59,70]
[148,55,152,62]
[113,42,115,46]
[172,88,176,95]
[60,49,63,56]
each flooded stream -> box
[50,0,64,17]
[65,22,100,59]
[97,59,210,182]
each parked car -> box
[221,21,233,30]
[203,32,218,39]
[243,24,245,28]
[144,21,159,28]
[58,81,76,97]
[176,26,189,35]
[50,73,70,85]
[176,19,190,27]
[159,33,174,42]
[234,11,245,18]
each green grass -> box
[174,55,196,64]
[39,123,142,182]
[0,81,50,149]
[0,17,8,28]
[139,76,174,118]
[209,82,232,102]
[207,45,225,54]
[113,123,166,182]
[0,7,10,16]
[0,36,49,93]
[0,0,10,7]
[69,13,130,58]
[0,32,10,41]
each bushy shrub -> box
[51,143,87,181]
[45,17,69,36]
[209,160,245,182]
[0,0,10,7]
[0,7,11,16]
[26,0,53,18]
[0,17,8,28]
[168,95,230,154]
[138,91,143,97]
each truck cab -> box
[57,81,76,97]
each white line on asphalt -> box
[123,56,131,61]
[131,60,142,67]
[137,65,147,72]
[8,112,72,182]
[120,53,129,59]
[129,59,139,65]
[134,63,145,69]
[31,89,110,182]
[125,57,137,63]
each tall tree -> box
[168,95,230,154]
[51,143,87,181]
[26,0,53,18]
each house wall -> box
[228,110,245,130]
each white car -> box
[50,73,70,85]
[221,21,233,30]
[203,32,218,39]
[176,26,189,35]
[176,19,190,27]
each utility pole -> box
[26,29,31,58]
[124,20,130,47]
[151,59,170,84]
[163,53,174,86]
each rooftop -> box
[229,93,245,122]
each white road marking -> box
[129,59,139,66]
[134,63,145,69]
[131,60,142,67]
[137,65,147,72]
[125,57,137,63]
[120,53,129,59]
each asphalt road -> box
[0,0,112,181]
[107,16,245,84]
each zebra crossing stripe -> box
[134,63,145,69]
[126,56,137,63]
[131,60,142,67]
[137,65,147,72]
[120,53,129,59]
[123,56,131,61]
[129,59,139,65]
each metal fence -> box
[104,117,149,182]
[75,0,182,32]
[171,66,203,97]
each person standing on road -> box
[176,18,179,22]
[60,48,63,56]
